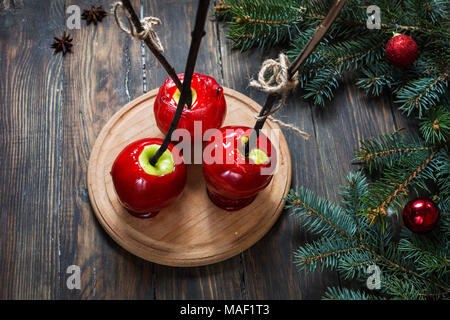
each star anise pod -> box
[81,6,107,25]
[51,31,73,56]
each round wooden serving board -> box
[88,87,292,267]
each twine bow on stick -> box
[250,53,310,139]
[113,2,164,53]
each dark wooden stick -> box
[120,0,192,107]
[291,2,349,74]
[149,0,210,166]
[245,0,348,157]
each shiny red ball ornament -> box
[385,34,418,68]
[402,198,440,233]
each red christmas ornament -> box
[385,34,418,68]
[402,198,440,233]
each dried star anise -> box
[51,31,73,56]
[81,6,107,25]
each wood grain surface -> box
[0,0,415,299]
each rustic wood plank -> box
[142,0,243,299]
[0,0,65,299]
[309,74,400,294]
[389,91,419,132]
[58,0,155,299]
[312,74,397,200]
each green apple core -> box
[173,87,197,106]
[138,144,174,176]
[248,148,269,164]
[239,136,269,164]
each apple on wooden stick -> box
[110,0,210,218]
[111,138,187,218]
[202,126,277,211]
[154,72,226,141]
[208,0,348,211]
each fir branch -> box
[234,13,305,26]
[436,148,450,200]
[359,243,422,279]
[214,0,239,13]
[337,248,380,279]
[420,105,450,144]
[287,186,417,278]
[399,237,450,277]
[286,188,357,239]
[396,72,450,117]
[356,62,394,96]
[382,270,449,300]
[322,287,380,300]
[355,131,429,172]
[358,146,431,167]
[287,166,450,298]
[216,0,305,51]
[217,0,450,113]
[290,34,385,106]
[346,258,378,268]
[383,275,426,300]
[440,211,450,239]
[418,290,450,298]
[216,0,450,51]
[341,171,369,215]
[294,237,361,272]
[303,64,341,106]
[365,151,435,225]
[297,246,360,264]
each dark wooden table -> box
[0,0,415,299]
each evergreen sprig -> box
[354,130,428,172]
[354,131,448,227]
[396,73,449,117]
[215,0,450,115]
[398,229,449,277]
[323,287,381,300]
[215,0,304,51]
[286,160,450,299]
[420,106,450,144]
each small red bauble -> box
[385,34,418,68]
[154,73,227,141]
[402,198,440,233]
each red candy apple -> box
[111,138,187,218]
[202,126,277,211]
[154,73,227,140]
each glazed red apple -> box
[202,126,277,211]
[111,138,187,218]
[154,73,227,140]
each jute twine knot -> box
[113,2,164,53]
[250,53,309,139]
